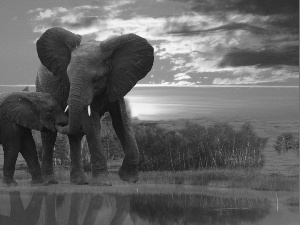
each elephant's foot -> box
[2,177,18,187]
[89,173,112,186]
[118,167,139,183]
[70,171,89,185]
[43,174,59,185]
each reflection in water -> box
[130,194,271,225]
[0,191,43,225]
[0,191,297,225]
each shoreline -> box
[3,168,298,192]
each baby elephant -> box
[0,92,67,186]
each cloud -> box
[51,15,99,31]
[187,0,299,16]
[213,77,258,85]
[212,75,292,85]
[35,7,68,20]
[168,22,267,35]
[103,0,135,12]
[174,73,191,80]
[180,0,299,46]
[219,45,299,67]
[36,9,57,20]
[73,5,100,10]
[29,0,298,86]
[28,8,44,13]
[212,66,299,85]
[31,6,102,35]
[94,16,167,40]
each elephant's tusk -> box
[64,105,69,113]
[88,105,91,116]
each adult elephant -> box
[36,27,154,186]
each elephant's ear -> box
[36,27,82,76]
[101,34,154,102]
[2,94,43,131]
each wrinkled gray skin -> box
[0,92,67,186]
[35,27,154,186]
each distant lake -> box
[127,86,299,121]
[1,85,298,122]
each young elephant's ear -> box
[2,94,43,131]
[101,34,154,102]
[36,27,82,76]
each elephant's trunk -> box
[63,78,92,135]
[67,97,84,135]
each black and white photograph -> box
[0,0,299,224]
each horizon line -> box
[136,84,299,88]
[0,84,298,88]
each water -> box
[127,86,299,121]
[1,86,298,121]
[0,188,298,225]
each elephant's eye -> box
[92,77,100,84]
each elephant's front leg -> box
[109,98,139,183]
[68,134,88,185]
[82,109,112,186]
[2,141,20,186]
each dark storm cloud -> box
[177,0,299,16]
[167,22,267,35]
[172,0,299,32]
[168,0,299,71]
[219,45,299,68]
[268,16,299,34]
[51,16,98,29]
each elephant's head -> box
[36,27,154,135]
[2,92,68,132]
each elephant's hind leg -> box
[20,130,43,185]
[2,146,19,186]
[68,134,89,185]
[41,131,58,184]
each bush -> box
[274,132,299,154]
[134,122,267,171]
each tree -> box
[53,133,70,166]
[134,122,266,171]
[274,133,299,154]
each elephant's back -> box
[0,93,10,104]
[36,65,64,92]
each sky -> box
[0,0,298,86]
[0,0,298,120]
